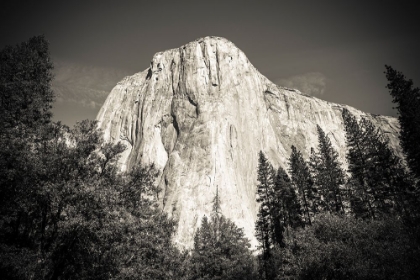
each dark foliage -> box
[253,69,420,280]
[280,214,420,280]
[272,166,303,246]
[254,152,280,279]
[255,152,276,256]
[310,125,346,213]
[289,146,317,225]
[0,35,54,133]
[342,108,414,219]
[0,119,183,279]
[189,194,257,280]
[385,65,420,180]
[0,37,183,280]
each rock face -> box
[97,36,401,248]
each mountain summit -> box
[97,36,401,248]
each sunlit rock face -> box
[97,36,401,248]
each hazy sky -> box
[1,1,419,126]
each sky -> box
[1,0,419,126]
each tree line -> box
[0,36,187,279]
[255,87,420,279]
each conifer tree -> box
[310,125,346,213]
[213,186,221,215]
[273,166,303,245]
[190,193,256,280]
[288,146,316,225]
[371,134,415,218]
[342,108,413,219]
[342,109,378,218]
[191,216,214,279]
[254,151,282,280]
[385,65,420,180]
[255,151,276,257]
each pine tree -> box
[374,138,415,218]
[191,216,214,279]
[254,151,283,280]
[310,125,346,213]
[365,119,415,218]
[342,109,377,219]
[288,146,316,225]
[385,65,420,180]
[190,194,256,280]
[273,166,303,245]
[213,186,221,216]
[342,108,413,219]
[255,151,276,257]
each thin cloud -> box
[52,84,109,109]
[276,72,327,96]
[51,60,131,109]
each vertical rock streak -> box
[97,36,402,248]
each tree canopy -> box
[189,193,256,280]
[0,36,183,280]
[0,35,54,133]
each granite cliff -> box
[96,36,401,248]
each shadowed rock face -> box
[97,36,401,248]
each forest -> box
[1,36,419,280]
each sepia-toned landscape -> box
[1,2,420,279]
